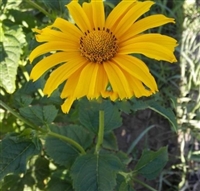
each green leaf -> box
[127,125,156,154]
[47,171,73,191]
[115,174,135,191]
[79,98,122,133]
[132,100,177,132]
[115,151,131,166]
[114,100,132,114]
[13,94,33,108]
[21,172,35,187]
[103,132,118,150]
[40,0,70,13]
[131,100,148,111]
[0,174,24,191]
[71,153,122,191]
[0,25,25,93]
[148,102,177,132]
[0,173,35,191]
[0,133,41,180]
[45,125,92,167]
[190,151,200,162]
[34,157,50,190]
[19,105,58,126]
[134,147,168,180]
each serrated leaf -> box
[131,100,148,111]
[45,125,92,167]
[103,132,118,150]
[19,105,58,126]
[0,25,25,93]
[0,133,41,180]
[115,100,132,114]
[79,98,122,133]
[71,153,122,191]
[13,94,33,108]
[134,147,168,180]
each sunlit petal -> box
[61,66,84,99]
[30,52,80,81]
[119,42,177,62]
[29,42,79,62]
[51,17,83,37]
[66,1,92,32]
[113,1,154,38]
[120,33,178,51]
[105,0,136,30]
[119,14,175,41]
[35,27,79,43]
[82,2,94,29]
[43,58,88,96]
[103,61,132,99]
[112,55,158,92]
[73,63,99,99]
[91,0,105,29]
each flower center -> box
[80,28,118,63]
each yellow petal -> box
[30,52,79,81]
[119,42,177,63]
[91,0,105,29]
[112,55,158,92]
[113,1,154,38]
[94,65,108,98]
[119,14,175,41]
[35,27,79,43]
[120,33,177,51]
[123,71,153,97]
[61,66,84,98]
[29,41,79,62]
[43,58,88,96]
[103,61,132,99]
[66,1,92,32]
[87,64,99,98]
[61,96,75,113]
[51,17,83,38]
[101,91,118,101]
[105,0,136,30]
[73,63,99,99]
[82,2,94,29]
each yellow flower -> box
[29,0,177,113]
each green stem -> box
[0,100,43,132]
[95,110,104,153]
[25,0,55,20]
[48,131,86,154]
[133,178,158,191]
[0,100,86,155]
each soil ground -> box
[115,110,181,190]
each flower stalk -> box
[25,0,55,20]
[132,178,157,191]
[0,100,86,155]
[48,131,86,155]
[95,110,105,153]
